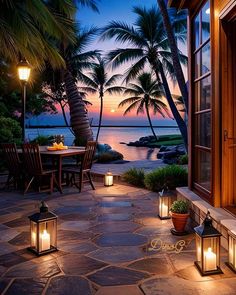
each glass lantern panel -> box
[30,221,37,249]
[196,234,202,267]
[202,237,220,272]
[104,175,113,186]
[38,220,57,252]
[159,196,170,218]
[229,235,236,269]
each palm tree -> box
[100,6,188,148]
[0,0,76,69]
[78,55,124,142]
[43,26,99,144]
[157,0,188,111]
[119,72,169,142]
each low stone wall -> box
[176,187,235,250]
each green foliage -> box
[96,151,123,163]
[122,168,145,187]
[30,135,54,146]
[144,165,188,192]
[0,116,21,145]
[178,154,188,165]
[170,200,189,214]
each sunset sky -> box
[30,0,187,126]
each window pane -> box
[194,150,211,191]
[194,13,200,49]
[202,42,211,75]
[195,51,201,79]
[195,112,211,147]
[195,76,211,111]
[202,1,210,43]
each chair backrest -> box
[1,143,21,175]
[82,141,97,171]
[22,143,43,175]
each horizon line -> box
[26,125,179,128]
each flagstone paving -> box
[0,183,236,294]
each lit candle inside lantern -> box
[204,247,217,271]
[104,171,113,186]
[40,229,50,251]
[31,231,36,247]
[160,203,168,217]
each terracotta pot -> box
[171,212,189,233]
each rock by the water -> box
[95,143,124,163]
[157,144,186,164]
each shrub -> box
[144,165,188,192]
[0,116,21,145]
[122,168,145,187]
[178,154,188,165]
[30,135,54,146]
[170,200,189,214]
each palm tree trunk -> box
[63,69,93,145]
[59,101,75,136]
[155,63,188,149]
[96,94,103,143]
[145,102,159,143]
[157,0,188,112]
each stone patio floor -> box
[0,183,236,295]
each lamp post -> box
[17,59,31,142]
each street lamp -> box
[17,59,31,142]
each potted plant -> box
[170,199,189,235]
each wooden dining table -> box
[39,146,86,192]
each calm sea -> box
[26,126,180,161]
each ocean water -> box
[26,126,180,161]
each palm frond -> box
[106,48,144,69]
[105,86,125,95]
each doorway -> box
[221,16,236,211]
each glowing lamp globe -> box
[17,59,31,82]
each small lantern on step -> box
[226,231,236,273]
[194,211,222,275]
[104,170,113,187]
[28,201,57,256]
[158,189,172,220]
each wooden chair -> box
[22,143,62,194]
[1,143,22,189]
[63,141,96,192]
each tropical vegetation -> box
[0,1,189,152]
[122,168,145,188]
[119,72,169,142]
[144,165,188,191]
[79,55,124,142]
[100,6,188,148]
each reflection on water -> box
[26,126,180,161]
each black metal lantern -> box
[194,211,222,275]
[226,231,236,273]
[28,201,57,255]
[158,189,172,220]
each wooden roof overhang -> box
[168,0,203,12]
